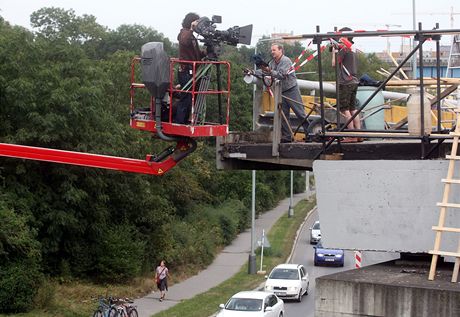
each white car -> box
[264,263,309,302]
[217,291,284,317]
[310,221,321,244]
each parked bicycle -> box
[92,296,117,317]
[111,298,138,317]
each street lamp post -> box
[288,170,294,217]
[248,170,257,274]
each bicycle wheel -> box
[92,309,103,317]
[128,308,139,317]
[108,307,118,317]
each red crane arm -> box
[0,139,196,176]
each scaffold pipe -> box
[243,74,410,101]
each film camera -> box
[193,15,253,59]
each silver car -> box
[310,221,321,244]
[264,263,309,302]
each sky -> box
[1,0,459,52]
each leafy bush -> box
[92,224,145,282]
[0,259,43,313]
[216,200,244,244]
[0,205,43,313]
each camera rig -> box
[194,15,253,60]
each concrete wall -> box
[316,275,460,317]
[313,160,460,254]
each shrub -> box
[0,205,43,313]
[215,200,242,244]
[92,224,145,282]
[0,259,43,313]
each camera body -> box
[193,15,252,59]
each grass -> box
[152,197,316,317]
[0,197,315,317]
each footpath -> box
[134,192,310,317]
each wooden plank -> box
[441,178,460,184]
[387,78,460,86]
[387,51,409,79]
[429,254,439,280]
[432,226,460,233]
[437,202,460,209]
[429,250,460,258]
[452,240,460,282]
[392,116,409,130]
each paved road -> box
[134,192,310,317]
[284,209,399,317]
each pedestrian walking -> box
[155,260,170,302]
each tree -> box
[101,24,175,58]
[30,7,106,44]
[0,202,43,313]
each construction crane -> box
[394,6,459,28]
[418,6,459,29]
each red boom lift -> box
[0,42,231,175]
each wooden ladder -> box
[428,107,460,282]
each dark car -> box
[313,240,344,267]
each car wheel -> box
[279,312,283,317]
[314,260,318,266]
[297,289,302,302]
[305,282,309,295]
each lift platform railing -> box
[129,57,231,138]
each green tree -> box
[0,203,43,313]
[30,7,106,44]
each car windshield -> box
[269,268,299,280]
[313,222,320,229]
[225,298,262,311]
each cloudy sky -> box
[1,0,459,52]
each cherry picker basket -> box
[130,57,231,138]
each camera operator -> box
[176,12,206,124]
[255,43,309,143]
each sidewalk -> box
[134,192,309,317]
